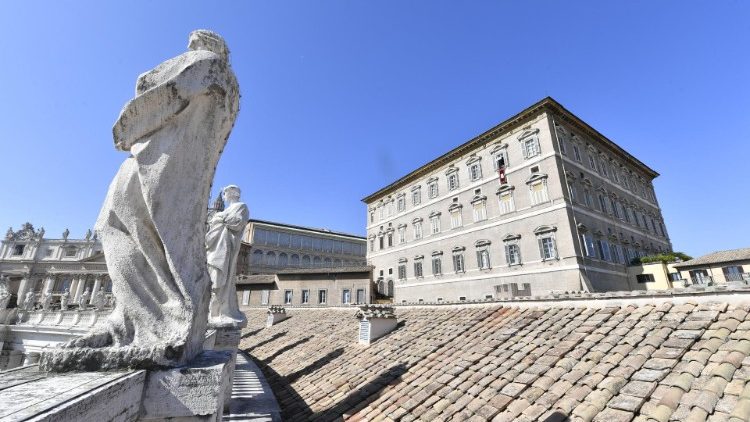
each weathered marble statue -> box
[206,185,248,328]
[60,289,70,311]
[78,288,90,310]
[91,287,106,309]
[41,292,52,311]
[40,30,239,371]
[0,276,10,309]
[22,291,35,311]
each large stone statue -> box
[206,185,248,328]
[78,288,90,311]
[41,291,52,311]
[22,291,35,311]
[60,289,70,311]
[91,286,106,309]
[40,30,240,371]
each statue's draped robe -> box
[205,202,248,324]
[94,49,239,366]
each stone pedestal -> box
[140,350,233,421]
[213,327,241,411]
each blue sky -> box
[0,1,748,257]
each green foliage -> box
[630,251,692,265]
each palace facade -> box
[362,97,672,303]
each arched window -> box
[265,251,276,267]
[313,256,322,267]
[290,254,300,267]
[301,255,311,267]
[387,279,394,297]
[252,250,263,265]
[323,257,332,267]
[278,253,288,268]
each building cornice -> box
[362,97,659,204]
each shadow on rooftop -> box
[543,411,570,422]
[243,332,286,354]
[254,358,408,421]
[240,327,264,340]
[284,347,345,384]
[262,337,312,364]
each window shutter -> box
[504,245,511,265]
[538,238,545,260]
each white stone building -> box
[362,97,672,303]
[0,223,111,308]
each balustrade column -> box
[74,275,87,303]
[89,276,102,305]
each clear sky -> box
[0,1,748,258]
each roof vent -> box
[356,304,397,346]
[266,306,288,327]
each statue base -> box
[38,343,186,372]
[140,349,233,421]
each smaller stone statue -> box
[22,291,35,311]
[60,289,70,311]
[62,228,69,241]
[85,229,92,241]
[78,288,91,311]
[92,231,98,242]
[92,287,106,309]
[41,292,52,311]
[205,185,249,328]
[0,276,11,309]
[38,227,45,240]
[5,227,12,240]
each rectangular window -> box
[284,290,293,305]
[301,289,310,304]
[12,244,25,256]
[452,254,464,273]
[412,190,421,206]
[318,289,327,304]
[356,289,365,304]
[611,199,620,218]
[472,201,487,222]
[397,195,406,212]
[379,236,384,250]
[583,189,593,208]
[598,194,608,213]
[581,234,596,258]
[450,210,463,228]
[448,173,460,191]
[567,182,577,202]
[398,264,406,280]
[469,163,482,181]
[588,154,597,171]
[559,137,567,155]
[668,272,682,281]
[539,237,557,260]
[432,257,442,275]
[636,274,655,283]
[523,138,540,159]
[428,182,439,199]
[596,240,611,262]
[387,232,393,247]
[573,144,582,162]
[610,243,622,264]
[241,290,251,306]
[530,181,549,205]
[499,191,515,214]
[398,227,406,244]
[494,150,508,170]
[414,261,423,278]
[430,217,441,234]
[477,249,491,270]
[723,266,745,282]
[369,238,375,252]
[505,244,521,265]
[414,222,423,240]
[261,290,269,305]
[342,289,351,304]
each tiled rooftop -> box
[674,248,750,268]
[239,294,750,422]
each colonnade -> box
[15,273,109,306]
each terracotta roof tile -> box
[238,296,750,421]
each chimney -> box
[266,306,288,327]
[357,304,397,346]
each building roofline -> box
[248,218,366,240]
[361,96,659,203]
